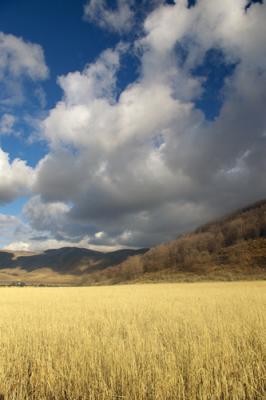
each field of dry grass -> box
[0,282,265,400]
[0,267,77,285]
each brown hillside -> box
[84,200,266,284]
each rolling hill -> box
[82,200,266,284]
[0,247,148,285]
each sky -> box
[0,0,265,252]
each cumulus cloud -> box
[0,148,35,204]
[83,0,135,33]
[0,32,48,80]
[15,0,266,250]
[0,33,48,209]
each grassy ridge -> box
[0,282,265,399]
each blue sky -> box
[0,0,116,167]
[0,0,265,251]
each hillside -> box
[1,200,266,285]
[0,247,148,285]
[83,200,266,284]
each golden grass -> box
[0,267,77,285]
[0,282,265,400]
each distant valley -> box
[0,247,148,285]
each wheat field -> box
[0,282,265,400]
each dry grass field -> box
[0,282,265,400]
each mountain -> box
[0,247,148,285]
[82,200,266,284]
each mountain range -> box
[0,199,266,285]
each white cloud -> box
[83,0,134,33]
[0,32,48,80]
[0,114,16,135]
[0,148,35,204]
[0,32,49,106]
[42,46,125,149]
[3,237,124,253]
[58,46,122,106]
[3,241,32,252]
